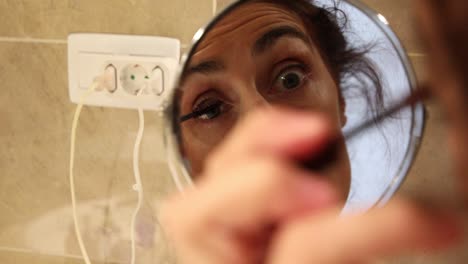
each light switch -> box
[150,66,164,96]
[103,64,117,93]
[93,64,117,92]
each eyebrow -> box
[184,60,225,79]
[253,25,311,56]
[182,26,310,81]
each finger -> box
[162,158,339,245]
[162,158,339,264]
[268,199,463,264]
[166,158,338,231]
[206,107,332,173]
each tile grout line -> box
[0,246,83,260]
[0,36,423,57]
[0,246,128,264]
[0,36,190,49]
[0,36,67,44]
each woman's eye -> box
[197,102,223,120]
[272,67,307,93]
[190,98,229,121]
[180,90,232,123]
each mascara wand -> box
[302,87,430,171]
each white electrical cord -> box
[130,105,145,264]
[70,80,146,264]
[212,0,217,15]
[167,147,185,192]
[70,74,151,264]
[70,82,99,264]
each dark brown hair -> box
[252,0,385,119]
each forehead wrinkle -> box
[193,5,307,61]
[211,9,302,39]
[215,5,299,33]
[250,19,307,38]
[195,16,299,57]
[194,19,304,63]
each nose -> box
[238,84,271,116]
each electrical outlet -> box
[68,33,180,111]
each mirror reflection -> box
[170,0,424,210]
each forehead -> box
[190,2,309,64]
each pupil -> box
[199,103,222,120]
[205,106,220,119]
[282,73,300,89]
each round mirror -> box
[165,0,424,212]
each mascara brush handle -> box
[300,85,430,173]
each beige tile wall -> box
[0,0,466,264]
[0,0,213,43]
[0,0,214,263]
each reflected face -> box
[177,2,351,197]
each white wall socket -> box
[68,33,180,111]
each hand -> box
[162,108,462,264]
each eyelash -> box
[181,60,312,122]
[180,91,229,122]
[274,61,310,77]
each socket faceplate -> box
[68,33,180,110]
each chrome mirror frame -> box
[163,0,425,210]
